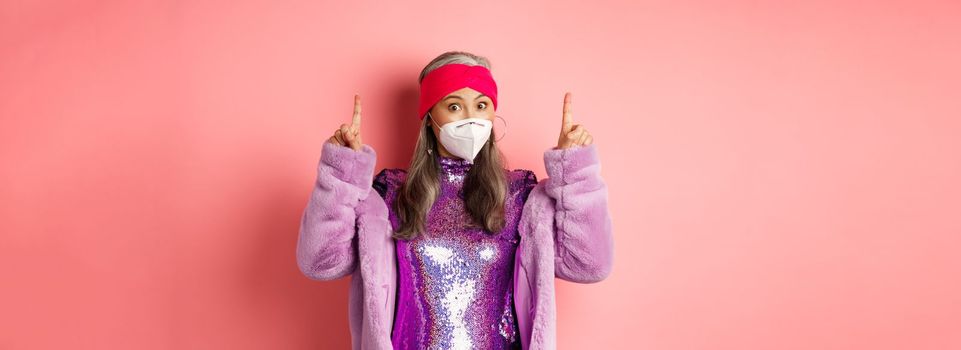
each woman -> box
[296,51,614,350]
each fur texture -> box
[296,141,614,349]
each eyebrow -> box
[443,93,489,101]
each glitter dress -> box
[372,154,537,350]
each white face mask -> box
[428,113,492,164]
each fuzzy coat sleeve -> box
[296,142,377,281]
[542,143,614,283]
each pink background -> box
[2,0,960,349]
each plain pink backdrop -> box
[2,0,960,349]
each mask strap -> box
[427,112,435,128]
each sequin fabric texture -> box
[373,154,537,350]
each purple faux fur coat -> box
[296,141,614,349]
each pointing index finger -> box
[561,92,573,132]
[352,94,362,128]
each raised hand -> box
[328,94,364,151]
[556,92,592,149]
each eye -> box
[478,102,487,109]
[448,103,461,111]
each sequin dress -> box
[372,154,537,350]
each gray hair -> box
[418,51,493,84]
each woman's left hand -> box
[556,92,593,149]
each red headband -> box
[418,63,498,119]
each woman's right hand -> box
[327,94,364,151]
